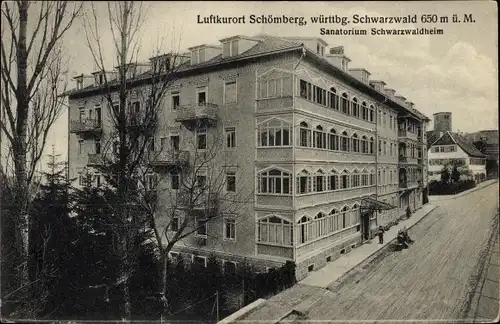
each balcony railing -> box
[87,153,114,166]
[399,156,419,165]
[148,150,189,167]
[70,119,102,135]
[175,103,218,123]
[398,130,418,141]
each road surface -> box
[282,183,499,322]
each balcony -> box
[70,119,102,136]
[175,103,218,129]
[148,150,189,168]
[399,156,419,165]
[399,180,407,188]
[398,130,418,142]
[87,153,114,166]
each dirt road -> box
[282,183,499,322]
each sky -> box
[10,1,500,170]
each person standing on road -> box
[377,225,385,244]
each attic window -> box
[222,40,239,58]
[191,48,206,65]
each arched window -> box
[369,104,375,122]
[258,169,292,195]
[341,169,350,189]
[313,169,326,192]
[258,118,292,147]
[258,215,292,246]
[382,169,386,185]
[298,216,312,244]
[352,169,360,187]
[297,170,311,194]
[315,212,327,237]
[329,87,339,110]
[299,122,311,147]
[328,169,338,191]
[341,206,350,229]
[369,137,374,154]
[341,93,349,114]
[329,208,340,232]
[313,125,326,149]
[370,170,376,185]
[341,131,349,151]
[328,128,339,151]
[352,133,360,153]
[362,101,368,120]
[351,204,360,228]
[361,136,368,154]
[352,97,359,118]
[361,169,369,186]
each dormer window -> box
[76,78,83,90]
[191,48,206,65]
[222,40,239,58]
[316,43,325,56]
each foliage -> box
[429,179,476,195]
[451,165,461,183]
[440,167,451,184]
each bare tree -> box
[137,119,254,316]
[78,1,183,320]
[0,0,82,316]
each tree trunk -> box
[160,250,169,315]
[13,0,31,289]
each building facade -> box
[66,34,430,280]
[428,131,487,182]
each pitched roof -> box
[430,131,486,158]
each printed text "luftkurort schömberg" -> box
[197,14,421,27]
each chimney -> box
[348,68,371,84]
[370,80,386,92]
[384,88,396,99]
[326,46,351,71]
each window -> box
[340,93,349,114]
[171,91,180,109]
[297,170,311,194]
[196,175,207,190]
[361,102,368,120]
[369,137,374,154]
[352,98,359,117]
[379,140,382,153]
[132,101,140,114]
[258,169,291,195]
[223,218,236,241]
[390,116,393,129]
[384,141,387,155]
[93,174,101,187]
[352,134,359,153]
[196,219,207,237]
[328,129,339,151]
[313,170,325,192]
[341,170,349,189]
[257,215,293,246]
[196,127,207,150]
[361,136,368,154]
[352,170,360,187]
[77,79,83,90]
[226,171,236,192]
[79,108,85,121]
[299,122,311,147]
[224,81,237,104]
[258,119,292,147]
[193,255,206,267]
[196,86,207,105]
[225,127,236,148]
[170,135,180,151]
[340,131,349,152]
[170,170,179,189]
[222,40,239,57]
[78,174,84,186]
[328,170,338,190]
[341,206,350,229]
[300,80,312,100]
[313,125,326,149]
[191,48,206,65]
[298,216,312,244]
[78,140,84,156]
[261,75,292,98]
[329,87,339,110]
[223,261,237,274]
[369,105,375,122]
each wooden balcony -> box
[148,150,189,168]
[398,130,418,141]
[399,156,419,165]
[70,119,102,136]
[175,103,218,129]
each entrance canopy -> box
[360,197,397,212]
